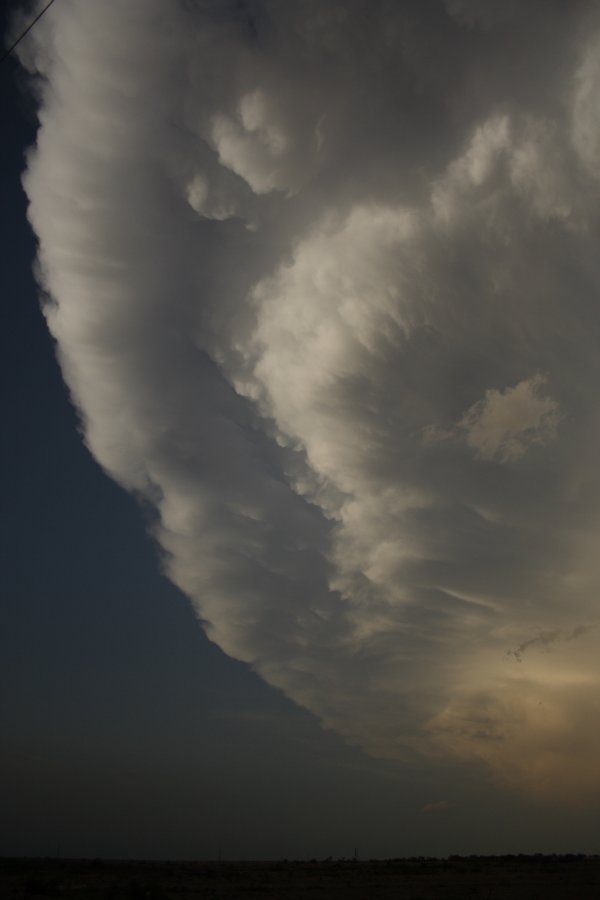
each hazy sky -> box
[5,0,600,859]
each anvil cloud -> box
[20,0,600,800]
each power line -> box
[1,0,58,66]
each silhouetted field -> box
[3,854,600,899]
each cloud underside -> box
[21,0,600,800]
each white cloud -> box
[430,374,562,463]
[20,0,600,802]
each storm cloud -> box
[19,0,600,800]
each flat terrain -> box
[2,855,600,899]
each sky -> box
[4,0,600,860]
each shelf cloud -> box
[20,0,600,800]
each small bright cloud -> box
[459,375,561,462]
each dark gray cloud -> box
[21,0,600,799]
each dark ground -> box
[2,855,600,899]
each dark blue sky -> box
[0,4,435,860]
[3,0,600,861]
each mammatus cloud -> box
[18,0,600,800]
